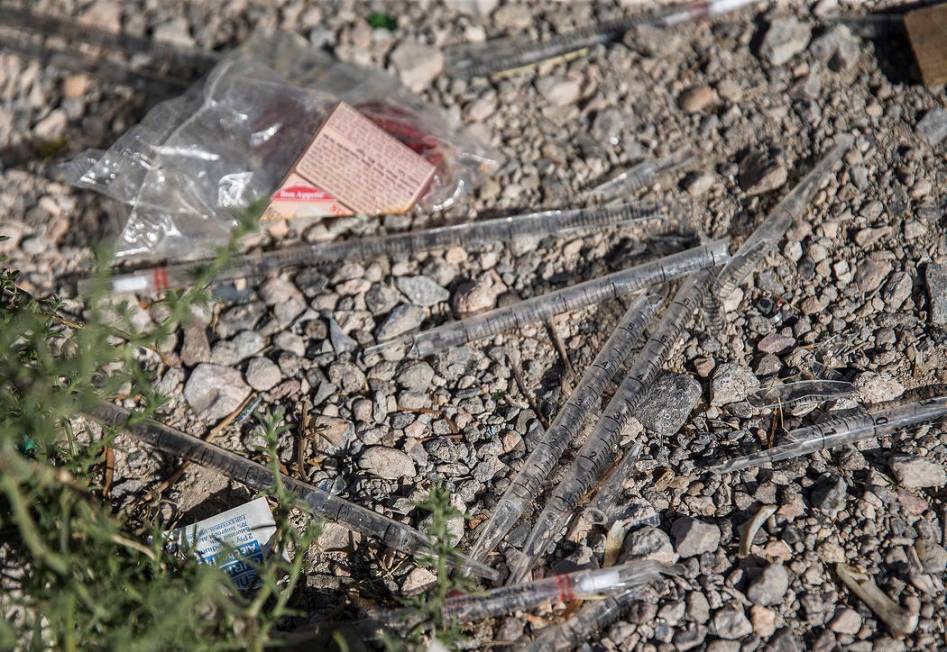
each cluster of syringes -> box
[88,131,947,646]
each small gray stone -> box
[712,606,753,639]
[854,258,892,293]
[811,474,847,513]
[329,317,358,353]
[390,42,444,92]
[767,628,803,652]
[396,275,449,306]
[754,353,782,377]
[359,446,416,479]
[810,25,859,71]
[915,540,947,574]
[917,108,947,148]
[245,357,281,391]
[925,263,947,324]
[889,455,946,489]
[760,17,812,66]
[671,517,720,557]
[738,150,787,196]
[625,23,681,57]
[153,17,195,48]
[747,564,790,606]
[375,305,423,340]
[536,76,581,106]
[854,371,904,403]
[273,331,305,357]
[757,333,795,354]
[211,330,264,366]
[621,526,679,565]
[312,416,353,454]
[711,363,760,406]
[180,321,210,366]
[829,607,862,635]
[678,85,717,113]
[397,361,435,392]
[452,274,503,315]
[881,272,912,310]
[366,283,403,315]
[637,373,701,436]
[684,172,716,197]
[184,363,251,422]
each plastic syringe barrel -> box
[442,560,671,622]
[712,134,854,301]
[711,396,947,474]
[90,202,667,295]
[87,402,498,580]
[522,585,645,651]
[511,269,712,583]
[464,293,662,567]
[404,240,730,358]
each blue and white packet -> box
[167,497,277,590]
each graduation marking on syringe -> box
[88,201,671,295]
[371,240,730,359]
[447,0,760,78]
[510,269,712,584]
[708,134,855,319]
[88,402,499,580]
[709,396,947,474]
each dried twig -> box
[102,447,115,498]
[836,564,919,637]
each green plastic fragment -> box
[17,433,37,456]
[366,12,397,31]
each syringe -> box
[465,293,663,568]
[372,240,730,359]
[709,396,947,474]
[585,149,696,203]
[86,202,668,295]
[522,585,647,651]
[581,442,644,527]
[746,379,855,409]
[510,269,711,584]
[708,134,854,317]
[383,559,676,627]
[447,0,759,78]
[88,402,499,580]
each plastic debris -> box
[389,560,677,626]
[523,585,647,651]
[511,270,713,583]
[62,30,498,262]
[746,380,856,409]
[585,149,696,202]
[447,0,759,78]
[88,402,498,580]
[583,443,644,526]
[366,12,397,31]
[372,240,730,359]
[166,497,276,590]
[464,294,663,569]
[836,564,920,637]
[709,396,947,474]
[87,201,667,295]
[707,134,854,321]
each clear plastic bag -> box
[61,31,499,262]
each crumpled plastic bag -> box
[61,30,500,262]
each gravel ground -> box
[3,0,947,650]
